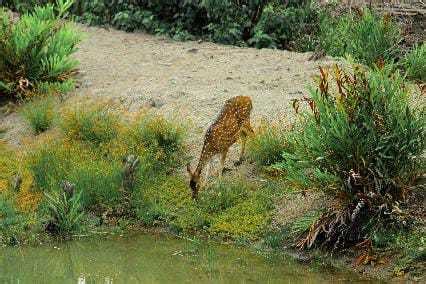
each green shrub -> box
[61,106,120,145]
[247,122,288,167]
[319,9,401,66]
[43,187,84,235]
[6,0,325,51]
[403,43,426,82]
[20,96,57,134]
[0,4,81,98]
[275,65,425,249]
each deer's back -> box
[202,96,252,155]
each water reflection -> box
[0,233,369,284]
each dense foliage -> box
[0,3,81,99]
[275,65,425,249]
[319,9,402,66]
[3,0,319,50]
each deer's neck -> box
[194,159,205,176]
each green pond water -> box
[0,233,371,283]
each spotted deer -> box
[186,96,254,199]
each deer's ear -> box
[186,163,192,175]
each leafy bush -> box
[275,65,425,249]
[5,0,324,50]
[250,1,319,51]
[61,106,120,145]
[247,122,288,167]
[402,43,426,82]
[0,4,81,98]
[319,9,401,66]
[20,96,57,134]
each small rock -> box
[148,98,164,108]
[188,48,198,53]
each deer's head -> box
[186,163,200,199]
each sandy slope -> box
[1,25,337,159]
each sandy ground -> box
[1,25,336,158]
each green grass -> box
[403,43,426,82]
[61,106,120,145]
[210,192,273,239]
[20,96,57,134]
[134,114,188,173]
[372,227,425,276]
[247,122,289,167]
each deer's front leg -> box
[200,160,211,188]
[219,151,228,177]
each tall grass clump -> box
[246,122,288,167]
[275,65,425,249]
[402,43,426,82]
[134,114,188,172]
[319,9,401,66]
[28,137,123,210]
[61,106,120,145]
[0,3,81,99]
[20,96,57,134]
